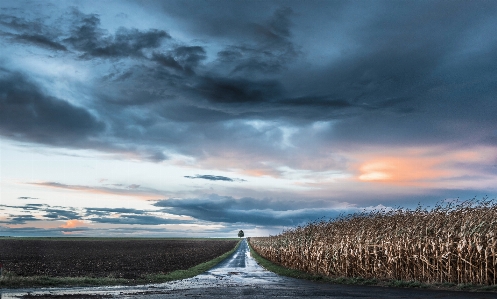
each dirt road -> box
[2,239,496,298]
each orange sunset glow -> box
[357,146,496,188]
[358,157,449,186]
[60,220,87,229]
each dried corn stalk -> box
[249,198,497,285]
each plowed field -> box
[0,239,238,279]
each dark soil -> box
[0,239,238,279]
[20,295,113,299]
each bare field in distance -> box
[0,238,238,280]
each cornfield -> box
[249,198,497,285]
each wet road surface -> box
[2,239,496,298]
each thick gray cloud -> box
[63,9,170,59]
[154,194,356,226]
[44,208,80,220]
[0,69,105,146]
[153,46,206,75]
[184,174,246,182]
[211,6,299,76]
[1,2,495,157]
[0,13,67,51]
[13,33,67,51]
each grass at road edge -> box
[247,240,497,293]
[0,239,241,289]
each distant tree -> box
[238,230,244,238]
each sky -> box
[1,0,497,237]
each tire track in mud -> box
[2,239,496,298]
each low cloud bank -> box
[154,194,365,226]
[184,174,246,182]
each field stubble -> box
[0,238,239,287]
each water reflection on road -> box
[185,237,293,287]
[1,239,496,298]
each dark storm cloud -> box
[0,13,68,51]
[0,70,105,145]
[195,76,282,104]
[293,1,497,145]
[157,104,233,123]
[184,175,246,182]
[64,9,170,59]
[13,33,67,50]
[152,46,206,75]
[158,2,298,61]
[282,96,354,110]
[0,0,496,171]
[2,8,170,58]
[0,2,420,158]
[0,13,45,33]
[0,33,67,51]
[152,52,184,72]
[212,7,298,75]
[154,195,353,226]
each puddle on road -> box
[0,239,301,298]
